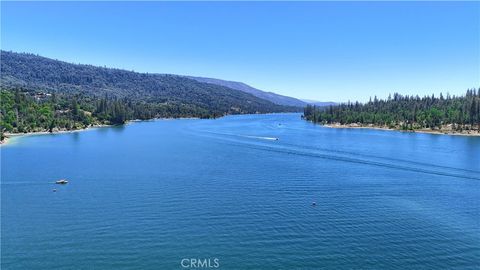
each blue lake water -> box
[1,113,479,269]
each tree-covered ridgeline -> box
[0,88,226,140]
[304,89,480,132]
[0,51,299,141]
[0,51,298,115]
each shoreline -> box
[0,117,203,146]
[323,123,480,137]
[0,124,110,146]
[4,116,478,146]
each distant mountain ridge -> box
[301,99,337,107]
[0,51,298,116]
[187,76,307,107]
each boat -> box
[55,179,68,184]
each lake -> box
[1,113,479,269]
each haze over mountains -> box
[1,51,344,118]
[186,76,307,107]
[0,51,302,116]
[187,77,336,108]
[301,99,336,107]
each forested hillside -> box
[0,89,205,137]
[0,51,296,114]
[304,90,480,133]
[0,51,296,137]
[187,76,307,107]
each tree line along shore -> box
[0,51,300,143]
[0,88,254,143]
[303,89,480,136]
[2,87,480,144]
[0,88,226,143]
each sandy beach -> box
[0,117,203,146]
[324,123,480,137]
[0,124,111,146]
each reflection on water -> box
[110,124,126,133]
[71,131,80,142]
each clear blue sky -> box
[1,1,479,102]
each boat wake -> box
[243,135,279,141]
[1,181,55,185]
[196,130,480,181]
[200,131,279,141]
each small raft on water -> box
[55,179,68,184]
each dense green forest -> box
[304,89,480,132]
[0,51,296,114]
[0,88,219,138]
[0,51,298,140]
